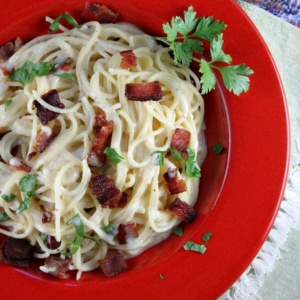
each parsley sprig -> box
[157,6,253,95]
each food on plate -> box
[0,3,206,279]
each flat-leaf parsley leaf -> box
[157,6,253,95]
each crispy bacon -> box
[98,249,127,277]
[33,89,65,126]
[0,37,24,75]
[83,3,119,23]
[52,58,71,72]
[0,237,33,268]
[125,81,163,101]
[117,221,139,245]
[33,127,56,153]
[87,110,114,168]
[42,211,54,224]
[27,152,38,161]
[40,256,70,279]
[89,174,124,208]
[163,168,187,195]
[170,128,191,158]
[117,193,129,208]
[168,198,196,223]
[8,157,31,173]
[120,50,137,69]
[47,236,61,250]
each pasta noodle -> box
[0,18,206,279]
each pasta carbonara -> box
[0,16,205,279]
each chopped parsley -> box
[1,193,16,203]
[49,13,80,33]
[183,231,213,254]
[151,150,165,166]
[16,173,38,214]
[9,60,74,87]
[212,143,224,154]
[104,147,124,164]
[4,99,12,111]
[101,223,116,234]
[185,148,201,178]
[62,213,100,256]
[172,224,183,237]
[183,241,207,254]
[151,147,201,178]
[202,231,213,242]
[0,211,10,222]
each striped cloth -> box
[243,0,300,26]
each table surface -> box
[244,0,300,27]
[222,1,300,299]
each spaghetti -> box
[0,18,205,279]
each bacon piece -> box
[168,198,196,223]
[0,37,23,61]
[33,126,56,153]
[40,256,70,279]
[8,157,31,173]
[117,193,129,208]
[163,168,187,195]
[52,58,71,72]
[0,237,33,267]
[89,174,124,208]
[98,249,127,277]
[120,50,137,69]
[87,110,114,168]
[117,221,139,245]
[83,3,119,23]
[47,236,61,250]
[125,81,163,101]
[170,128,191,158]
[0,37,24,75]
[42,211,54,224]
[33,89,65,126]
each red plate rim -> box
[0,0,290,299]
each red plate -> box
[0,0,289,299]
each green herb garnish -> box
[9,60,74,87]
[172,224,183,237]
[151,147,200,178]
[157,6,253,95]
[41,232,48,244]
[185,148,201,178]
[151,150,165,166]
[1,193,16,203]
[4,99,12,111]
[212,143,224,154]
[62,213,100,256]
[169,148,184,161]
[183,241,207,254]
[16,173,38,214]
[50,72,75,80]
[101,224,115,234]
[202,231,213,242]
[104,147,124,164]
[49,13,80,33]
[0,211,10,222]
